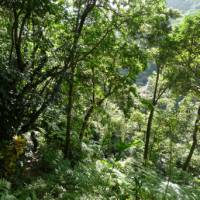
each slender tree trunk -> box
[143,66,160,161]
[64,69,75,159]
[144,107,155,160]
[182,105,200,171]
[63,1,97,158]
[79,65,96,142]
[79,95,109,143]
[79,105,94,142]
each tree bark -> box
[144,107,155,161]
[143,66,160,161]
[64,70,75,159]
[79,105,94,142]
[63,1,99,159]
[79,94,110,143]
[182,105,200,171]
[79,65,95,142]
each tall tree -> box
[165,12,200,170]
[0,0,61,141]
[142,8,178,162]
[60,0,173,158]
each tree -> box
[59,0,171,158]
[165,12,200,170]
[142,7,179,162]
[0,0,61,141]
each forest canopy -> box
[0,0,200,199]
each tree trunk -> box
[144,107,155,161]
[79,96,109,143]
[79,105,94,142]
[182,105,200,171]
[143,66,160,162]
[64,72,74,159]
[63,1,97,158]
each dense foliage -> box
[0,0,200,199]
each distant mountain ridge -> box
[167,0,200,14]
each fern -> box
[0,179,16,200]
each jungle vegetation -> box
[0,0,200,199]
